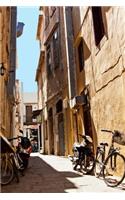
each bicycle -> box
[0,136,24,185]
[69,134,95,174]
[94,129,125,187]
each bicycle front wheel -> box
[0,154,14,185]
[103,152,125,187]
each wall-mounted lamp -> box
[17,22,25,38]
[0,63,14,76]
[0,63,6,76]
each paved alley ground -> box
[1,153,125,193]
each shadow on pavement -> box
[1,156,83,193]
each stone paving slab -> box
[1,153,125,193]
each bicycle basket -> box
[113,130,125,146]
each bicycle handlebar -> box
[79,134,86,139]
[78,134,93,143]
[8,136,22,141]
[79,134,83,137]
[101,129,113,134]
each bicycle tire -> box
[12,156,19,183]
[94,150,104,178]
[72,150,79,170]
[0,155,14,185]
[81,154,95,174]
[102,152,125,187]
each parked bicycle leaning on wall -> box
[94,129,125,187]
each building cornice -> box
[35,51,45,82]
[36,14,43,40]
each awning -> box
[16,22,25,37]
[32,109,42,118]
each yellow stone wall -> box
[80,7,125,152]
[0,7,16,139]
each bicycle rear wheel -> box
[94,151,104,178]
[81,154,95,174]
[103,152,125,187]
[12,156,19,183]
[0,154,14,185]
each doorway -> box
[58,113,65,156]
[56,99,65,156]
[48,108,54,154]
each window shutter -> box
[78,39,84,72]
[53,27,60,69]
[92,7,105,46]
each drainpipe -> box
[8,8,25,137]
[63,7,77,148]
[0,9,2,133]
[63,7,76,100]
[8,7,17,137]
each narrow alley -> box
[1,5,125,196]
[1,153,125,193]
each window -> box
[48,108,53,117]
[92,7,105,46]
[26,105,32,123]
[46,27,60,76]
[46,44,52,77]
[56,100,62,113]
[78,39,84,72]
[53,28,60,69]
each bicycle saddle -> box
[100,142,108,146]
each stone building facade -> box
[36,7,76,155]
[23,92,39,151]
[0,7,17,139]
[36,6,125,156]
[15,80,24,136]
[71,6,125,155]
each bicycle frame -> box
[95,144,107,177]
[106,144,119,170]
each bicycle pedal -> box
[19,164,24,170]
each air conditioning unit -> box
[70,95,87,109]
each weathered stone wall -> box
[37,6,125,156]
[81,7,125,150]
[42,7,71,155]
[44,7,68,100]
[0,7,11,137]
[0,7,17,138]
